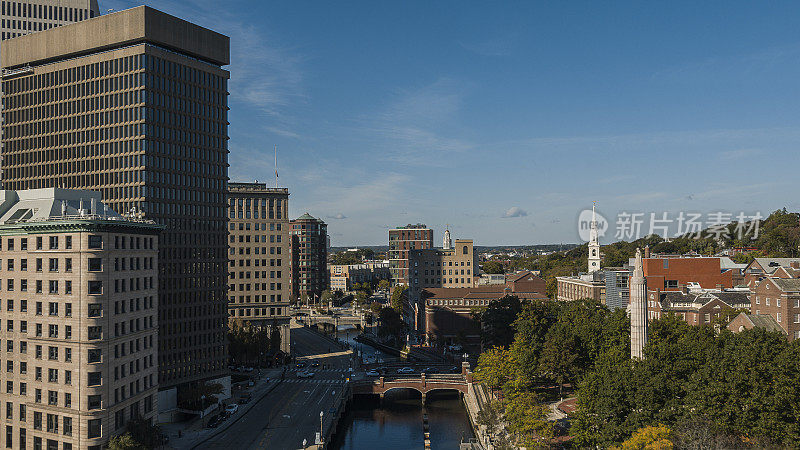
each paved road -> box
[202,325,353,449]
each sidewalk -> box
[160,367,286,449]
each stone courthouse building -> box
[0,188,162,449]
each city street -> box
[201,324,354,449]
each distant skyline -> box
[104,0,800,246]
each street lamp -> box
[319,411,324,446]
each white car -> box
[396,367,415,374]
[297,370,315,378]
[225,404,239,415]
[365,370,380,377]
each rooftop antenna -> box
[274,145,279,188]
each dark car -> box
[422,367,439,374]
[207,414,224,428]
[310,362,320,368]
[296,362,306,369]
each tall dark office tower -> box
[0,6,231,409]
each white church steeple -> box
[588,202,601,273]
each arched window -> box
[462,245,468,255]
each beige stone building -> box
[556,272,606,303]
[329,261,390,292]
[1,7,231,410]
[1,0,99,40]
[408,239,479,290]
[227,182,290,353]
[0,188,161,449]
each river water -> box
[329,326,475,450]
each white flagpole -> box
[274,145,278,188]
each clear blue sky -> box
[105,0,800,246]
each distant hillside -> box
[493,208,799,297]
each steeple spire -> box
[443,224,452,250]
[588,201,601,273]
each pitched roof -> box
[753,258,800,273]
[295,212,317,221]
[772,278,800,293]
[734,313,787,334]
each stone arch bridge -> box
[352,371,473,402]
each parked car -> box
[207,414,224,428]
[365,369,380,377]
[224,403,239,415]
[397,367,415,374]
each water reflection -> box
[330,390,475,450]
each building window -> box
[87,418,101,438]
[88,281,102,295]
[88,236,102,249]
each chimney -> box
[644,245,651,258]
[791,261,800,270]
[61,201,67,216]
[90,198,96,215]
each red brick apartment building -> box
[420,271,547,349]
[646,290,751,325]
[643,256,734,291]
[389,224,433,286]
[751,278,800,340]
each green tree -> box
[377,279,390,292]
[377,306,404,346]
[475,347,514,395]
[108,433,143,450]
[125,416,164,449]
[354,290,368,306]
[507,300,559,386]
[482,261,505,274]
[390,285,406,312]
[503,390,553,447]
[617,425,673,450]
[475,296,522,348]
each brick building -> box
[751,277,800,340]
[388,224,433,286]
[646,289,751,325]
[420,271,547,348]
[290,213,328,304]
[640,256,735,291]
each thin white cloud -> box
[719,148,763,160]
[357,78,474,166]
[502,207,528,218]
[459,34,516,57]
[328,213,347,220]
